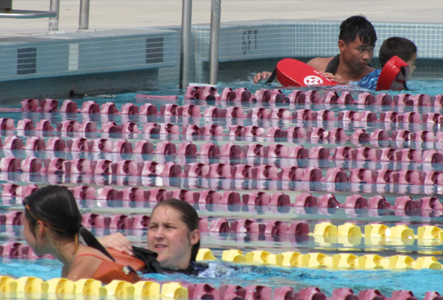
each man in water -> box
[253,15,378,85]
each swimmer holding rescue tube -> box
[379,37,417,80]
[254,15,378,86]
[23,185,140,284]
[99,199,206,275]
[356,36,417,90]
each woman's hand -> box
[98,233,133,255]
[253,71,272,84]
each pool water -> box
[1,258,443,298]
[1,79,443,299]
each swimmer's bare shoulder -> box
[65,247,107,281]
[307,57,334,73]
[68,255,102,281]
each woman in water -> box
[100,199,205,275]
[23,185,139,283]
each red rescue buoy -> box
[269,58,338,87]
[376,56,409,91]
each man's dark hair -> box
[339,15,377,46]
[379,37,417,67]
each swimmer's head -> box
[23,186,82,243]
[339,15,377,47]
[379,37,417,79]
[148,199,200,269]
[23,185,112,259]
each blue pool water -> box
[1,259,443,298]
[2,79,443,298]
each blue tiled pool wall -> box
[0,29,177,81]
[182,21,443,84]
[0,20,442,101]
[0,28,177,102]
[159,21,443,87]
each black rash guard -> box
[133,246,208,276]
[324,54,340,74]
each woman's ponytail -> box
[78,226,115,261]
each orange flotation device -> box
[75,253,140,284]
[376,56,409,91]
[106,248,146,272]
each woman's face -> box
[147,205,199,269]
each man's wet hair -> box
[379,37,417,67]
[339,15,377,46]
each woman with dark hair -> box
[100,199,205,275]
[23,185,140,283]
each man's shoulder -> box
[307,57,335,72]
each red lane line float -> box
[4,135,443,165]
[3,184,443,217]
[16,91,443,115]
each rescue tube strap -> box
[265,69,277,84]
[325,54,340,74]
[132,246,164,273]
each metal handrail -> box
[179,0,192,89]
[48,0,60,32]
[209,0,221,85]
[0,0,55,18]
[179,0,221,87]
[47,0,91,32]
[0,9,56,18]
[78,0,90,31]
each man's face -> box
[339,36,374,72]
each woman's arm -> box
[98,233,133,255]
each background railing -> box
[0,0,55,18]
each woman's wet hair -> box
[379,37,417,67]
[23,185,114,261]
[339,15,377,46]
[152,199,200,262]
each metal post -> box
[48,0,60,32]
[79,0,90,31]
[179,0,192,89]
[209,0,221,85]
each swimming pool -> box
[1,80,443,299]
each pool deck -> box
[1,0,442,38]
